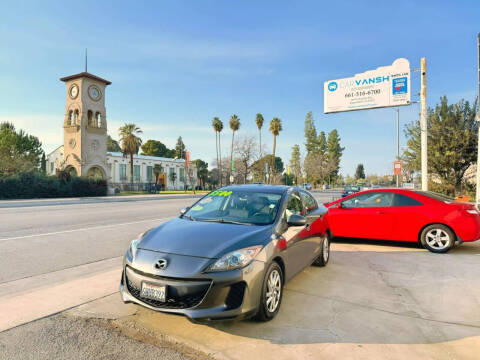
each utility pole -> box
[420,57,428,191]
[476,33,480,206]
[394,108,400,188]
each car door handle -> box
[376,210,386,214]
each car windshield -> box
[415,191,455,203]
[184,190,283,225]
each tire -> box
[312,234,330,267]
[420,224,456,253]
[254,262,283,322]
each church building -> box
[46,70,196,191]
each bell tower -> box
[60,70,111,178]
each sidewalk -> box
[0,193,204,209]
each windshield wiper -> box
[200,218,254,226]
[182,214,196,221]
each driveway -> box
[63,240,480,359]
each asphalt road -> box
[0,190,339,284]
[0,196,199,283]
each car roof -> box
[218,184,292,194]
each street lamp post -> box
[476,33,480,206]
[394,108,400,188]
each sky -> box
[0,1,479,176]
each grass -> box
[116,190,209,196]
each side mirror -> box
[336,202,343,209]
[287,214,307,227]
[180,206,190,215]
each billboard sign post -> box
[324,58,411,114]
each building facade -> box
[46,70,196,190]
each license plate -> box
[140,282,166,302]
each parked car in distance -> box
[120,185,330,322]
[322,184,330,190]
[325,188,480,253]
[302,183,312,190]
[341,185,360,197]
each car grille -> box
[225,282,246,309]
[126,274,208,309]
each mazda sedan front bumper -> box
[119,249,266,322]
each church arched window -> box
[87,110,93,127]
[95,112,101,128]
[73,109,79,124]
[68,110,74,125]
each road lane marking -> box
[0,217,171,243]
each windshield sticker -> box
[191,205,203,211]
[209,190,232,197]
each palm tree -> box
[255,113,264,158]
[229,114,240,184]
[212,117,223,186]
[269,117,282,184]
[119,123,143,184]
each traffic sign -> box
[394,160,402,176]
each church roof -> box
[60,72,112,85]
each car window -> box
[285,192,303,222]
[393,194,422,206]
[300,191,318,215]
[342,192,394,208]
[186,190,282,225]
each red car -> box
[325,188,480,253]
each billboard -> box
[324,58,410,113]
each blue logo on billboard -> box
[392,77,407,95]
[328,82,338,92]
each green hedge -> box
[0,172,107,199]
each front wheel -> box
[312,234,330,266]
[420,224,455,253]
[254,262,283,322]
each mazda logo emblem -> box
[154,259,168,270]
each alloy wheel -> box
[266,269,281,313]
[425,228,450,250]
[323,236,330,262]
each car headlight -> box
[128,232,144,258]
[207,246,262,272]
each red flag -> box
[186,151,190,166]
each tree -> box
[290,144,302,185]
[153,164,163,186]
[0,122,43,175]
[119,123,142,184]
[403,96,478,195]
[194,159,208,189]
[304,111,318,154]
[355,164,365,180]
[255,113,264,158]
[174,136,186,159]
[229,114,240,183]
[106,135,121,152]
[304,151,328,186]
[269,117,282,184]
[40,153,46,174]
[318,131,327,155]
[326,129,344,183]
[234,135,258,184]
[141,139,174,158]
[212,117,223,186]
[252,155,284,183]
[169,171,177,189]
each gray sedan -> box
[120,185,330,322]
